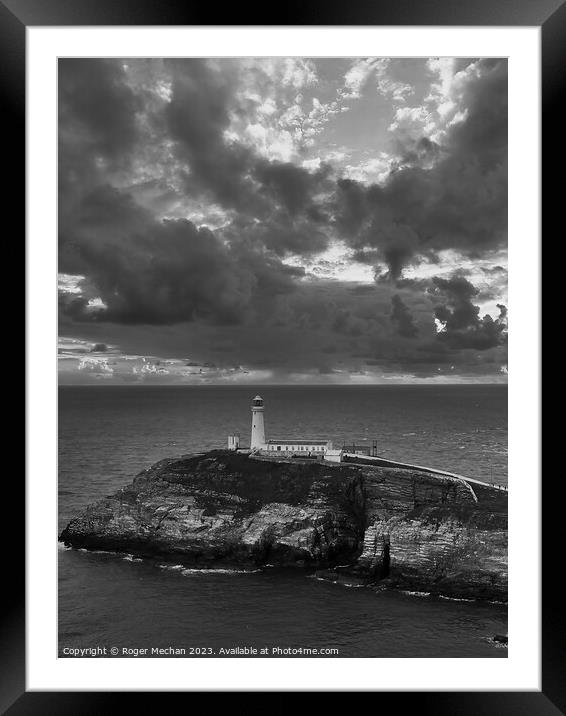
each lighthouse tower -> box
[250,395,266,450]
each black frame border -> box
[11,0,555,710]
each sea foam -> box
[180,567,261,575]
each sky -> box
[58,57,508,385]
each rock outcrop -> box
[60,451,507,600]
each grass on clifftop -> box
[160,450,356,509]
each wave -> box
[307,575,366,589]
[157,563,185,571]
[57,542,72,551]
[157,563,260,574]
[339,583,366,588]
[438,595,476,603]
[123,554,143,562]
[400,590,431,598]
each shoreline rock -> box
[60,450,507,601]
[492,634,508,645]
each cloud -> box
[57,57,507,382]
[430,275,507,349]
[59,59,141,165]
[341,57,414,103]
[58,59,144,234]
[59,273,506,382]
[164,59,335,221]
[77,356,114,376]
[59,184,308,325]
[254,159,329,216]
[342,58,380,99]
[234,59,347,162]
[374,60,414,103]
[390,294,418,338]
[334,59,507,278]
[165,59,260,213]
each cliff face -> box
[60,451,507,600]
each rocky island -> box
[60,450,507,601]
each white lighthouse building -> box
[247,394,332,455]
[228,395,333,455]
[250,395,266,449]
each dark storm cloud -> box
[59,182,154,275]
[59,59,141,163]
[332,309,368,337]
[348,285,377,295]
[59,59,145,274]
[58,58,317,326]
[166,59,260,214]
[334,59,507,278]
[222,214,329,257]
[254,160,329,216]
[333,273,507,377]
[59,185,299,325]
[447,59,508,169]
[58,59,142,219]
[390,294,418,338]
[430,275,507,350]
[393,276,433,291]
[334,178,367,240]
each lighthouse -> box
[250,395,266,449]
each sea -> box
[58,384,508,658]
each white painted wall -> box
[227,435,240,450]
[250,404,266,449]
[324,450,343,463]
